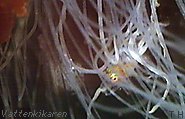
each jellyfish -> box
[57,0,185,118]
[1,0,185,119]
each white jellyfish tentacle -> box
[128,37,170,114]
[87,86,107,118]
[138,39,148,55]
[111,36,120,65]
[97,0,108,60]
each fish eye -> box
[110,73,118,82]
